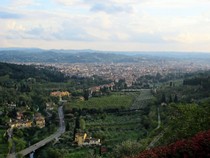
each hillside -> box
[0,62,67,82]
[134,129,210,158]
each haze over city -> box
[1,0,210,52]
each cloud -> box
[10,0,39,7]
[163,33,210,44]
[53,26,92,41]
[26,27,44,35]
[53,0,135,14]
[130,33,165,43]
[52,0,83,6]
[1,0,210,51]
[0,11,23,19]
[90,3,132,14]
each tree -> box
[83,89,89,101]
[174,94,178,103]
[161,93,166,103]
[16,153,23,158]
[80,118,86,130]
[39,150,48,158]
[47,148,64,158]
[66,122,70,131]
[13,137,26,152]
[169,95,173,103]
[13,128,23,138]
[111,140,142,158]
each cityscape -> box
[0,0,210,158]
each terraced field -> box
[130,89,155,109]
[60,90,157,157]
[84,111,147,146]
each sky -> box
[0,0,210,52]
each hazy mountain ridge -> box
[0,48,210,63]
[0,49,144,63]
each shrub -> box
[134,130,210,158]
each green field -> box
[66,93,134,109]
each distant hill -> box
[0,50,139,63]
[0,48,210,63]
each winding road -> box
[7,106,65,158]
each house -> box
[161,102,167,107]
[75,132,87,146]
[89,82,115,95]
[79,96,85,101]
[34,113,45,128]
[89,86,101,94]
[83,137,101,146]
[75,133,101,146]
[104,82,115,90]
[7,103,16,108]
[16,112,23,120]
[10,120,32,129]
[46,102,55,110]
[50,91,70,97]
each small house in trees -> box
[34,113,45,128]
[83,137,101,146]
[74,132,101,146]
[50,91,70,97]
[46,102,55,110]
[16,112,23,120]
[75,132,87,146]
[161,102,167,107]
[7,103,17,108]
[10,120,32,129]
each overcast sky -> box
[0,0,210,52]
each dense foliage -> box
[134,130,210,158]
[157,103,210,146]
[0,62,68,82]
[183,75,210,89]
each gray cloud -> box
[26,27,44,35]
[90,3,133,14]
[52,21,96,41]
[6,26,52,40]
[53,0,133,14]
[0,11,23,19]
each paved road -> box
[7,106,65,158]
[121,89,143,92]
